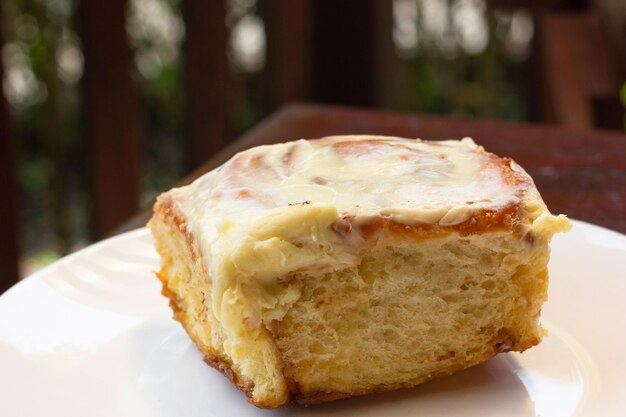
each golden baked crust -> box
[149,135,570,408]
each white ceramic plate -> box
[1,219,625,416]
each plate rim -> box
[0,227,150,300]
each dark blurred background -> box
[1,0,625,281]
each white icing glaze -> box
[173,136,522,227]
[161,135,570,336]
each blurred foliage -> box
[619,82,626,130]
[3,0,191,272]
[392,0,532,120]
[3,0,84,269]
[227,0,267,134]
[404,50,527,120]
[127,0,186,204]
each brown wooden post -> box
[537,12,620,130]
[182,0,230,169]
[0,3,20,292]
[79,0,145,238]
[310,0,376,106]
[262,0,313,110]
[373,0,412,109]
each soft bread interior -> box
[266,232,549,401]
